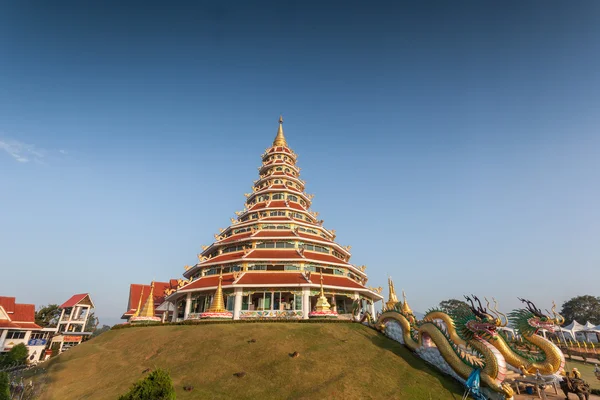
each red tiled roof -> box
[288,202,305,211]
[236,272,308,285]
[202,251,245,264]
[125,282,173,315]
[180,274,236,291]
[296,232,329,241]
[0,297,16,313]
[303,252,349,265]
[249,202,266,211]
[252,230,294,238]
[12,303,36,322]
[221,232,252,243]
[320,275,366,289]
[0,321,41,329]
[245,249,303,260]
[60,293,89,308]
[268,200,286,208]
[0,297,41,328]
[268,146,292,154]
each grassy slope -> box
[566,359,600,390]
[39,323,463,400]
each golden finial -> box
[272,115,288,147]
[138,281,156,318]
[207,269,226,312]
[131,286,144,318]
[385,277,399,311]
[401,289,413,314]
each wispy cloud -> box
[0,138,46,163]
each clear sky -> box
[1,2,599,326]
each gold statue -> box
[386,277,399,310]
[314,272,331,312]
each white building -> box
[0,296,49,363]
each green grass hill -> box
[38,322,464,399]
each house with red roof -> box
[50,293,95,353]
[0,296,48,362]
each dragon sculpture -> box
[367,295,514,399]
[486,297,565,376]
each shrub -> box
[118,369,176,400]
[0,372,9,400]
[592,388,600,396]
[0,344,28,367]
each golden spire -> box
[272,115,288,147]
[385,276,399,311]
[131,286,145,318]
[315,271,331,312]
[138,281,156,318]
[401,289,413,315]
[207,269,226,312]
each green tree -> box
[118,369,176,400]
[560,295,600,325]
[91,325,111,337]
[84,312,99,333]
[0,371,9,400]
[35,304,61,327]
[438,299,470,315]
[0,343,28,367]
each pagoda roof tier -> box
[170,272,383,300]
[263,146,296,157]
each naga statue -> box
[370,295,514,399]
[489,298,565,376]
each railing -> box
[240,310,303,319]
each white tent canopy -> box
[556,320,600,342]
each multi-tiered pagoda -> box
[160,117,383,320]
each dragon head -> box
[454,295,505,340]
[509,298,563,336]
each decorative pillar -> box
[302,287,310,320]
[184,292,192,320]
[233,287,243,320]
[353,291,360,321]
[171,301,178,322]
[369,300,376,319]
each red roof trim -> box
[60,293,89,309]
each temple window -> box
[244,292,302,311]
[222,244,250,253]
[333,268,345,276]
[272,193,284,200]
[251,214,258,219]
[248,264,267,271]
[284,265,300,271]
[275,242,295,249]
[300,200,306,207]
[333,250,346,260]
[287,195,298,202]
[258,195,270,202]
[277,155,282,159]
[304,244,329,253]
[305,265,317,272]
[276,167,282,171]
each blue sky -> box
[1,2,599,326]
